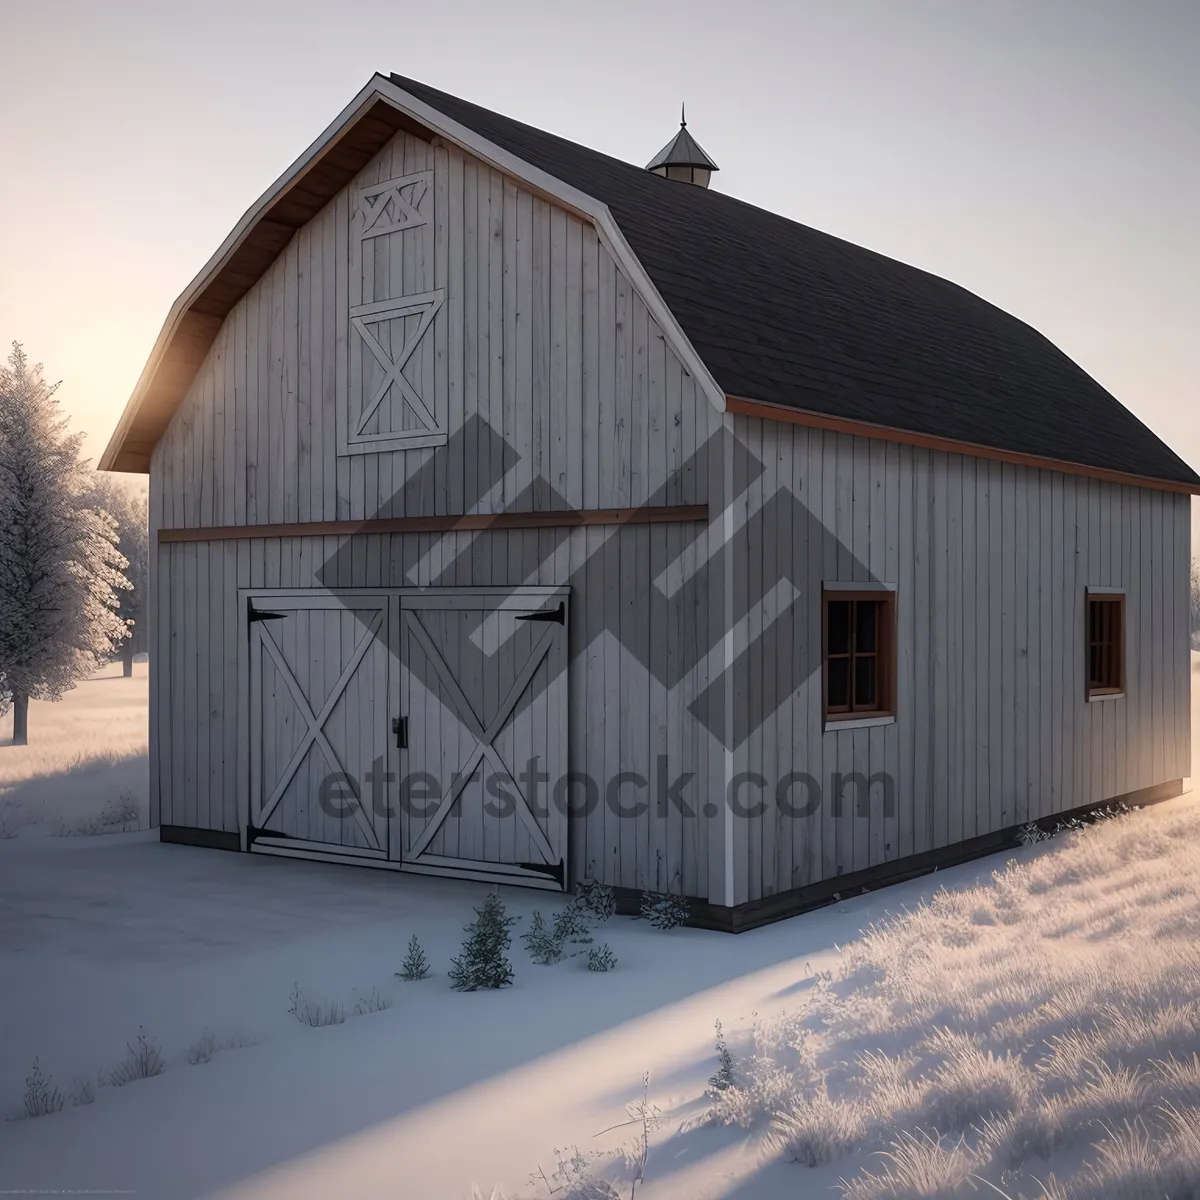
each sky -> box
[2,0,1197,541]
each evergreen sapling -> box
[449,893,515,991]
[521,911,564,965]
[397,934,431,981]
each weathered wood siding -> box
[149,128,727,899]
[726,414,1192,906]
[147,125,1192,909]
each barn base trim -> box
[160,825,241,852]
[619,778,1185,933]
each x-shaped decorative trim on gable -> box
[358,170,431,239]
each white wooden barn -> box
[101,74,1198,929]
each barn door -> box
[247,591,394,858]
[396,589,568,889]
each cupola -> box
[645,106,719,188]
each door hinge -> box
[518,858,566,887]
[246,823,290,846]
[515,600,565,625]
[248,599,288,624]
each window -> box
[1086,592,1125,697]
[823,590,896,722]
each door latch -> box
[392,716,408,749]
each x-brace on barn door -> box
[396,588,569,889]
[246,591,393,858]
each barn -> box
[100,73,1198,929]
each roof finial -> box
[681,102,686,128]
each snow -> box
[0,656,1197,1198]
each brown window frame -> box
[822,589,897,723]
[1085,590,1125,698]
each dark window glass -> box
[827,657,850,709]
[855,601,877,653]
[827,601,850,656]
[854,655,877,708]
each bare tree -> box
[89,475,148,676]
[0,344,129,744]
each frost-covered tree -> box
[89,475,148,676]
[0,344,129,743]
[1191,559,1200,649]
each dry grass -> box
[684,796,1200,1197]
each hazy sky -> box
[3,0,1197,536]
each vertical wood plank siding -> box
[150,127,1192,907]
[151,130,725,899]
[725,414,1191,906]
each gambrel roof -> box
[102,73,1199,491]
[389,74,1199,490]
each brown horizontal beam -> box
[158,504,709,543]
[726,395,1200,496]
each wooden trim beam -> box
[157,504,709,543]
[725,395,1200,496]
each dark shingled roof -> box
[392,74,1198,487]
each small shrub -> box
[0,799,24,840]
[553,903,593,946]
[55,790,141,837]
[586,944,617,972]
[102,1030,165,1086]
[530,1145,620,1200]
[68,1077,95,1107]
[397,934,431,981]
[522,911,565,964]
[14,1058,64,1119]
[449,893,516,991]
[1016,822,1048,846]
[288,984,345,1027]
[351,987,393,1016]
[708,1019,735,1093]
[188,1030,217,1065]
[574,879,616,924]
[638,889,690,930]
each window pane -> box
[855,600,878,653]
[854,655,877,709]
[828,657,850,709]
[1089,645,1102,687]
[1088,599,1099,645]
[827,601,850,656]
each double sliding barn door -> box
[244,588,568,889]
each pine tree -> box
[448,893,515,991]
[0,345,129,743]
[397,934,431,981]
[88,475,148,676]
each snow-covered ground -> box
[0,658,149,836]
[0,657,1197,1199]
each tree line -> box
[0,344,147,745]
